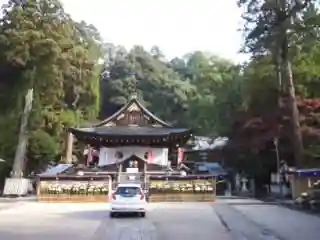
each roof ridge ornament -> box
[129,93,138,100]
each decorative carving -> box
[129,113,138,124]
[133,160,138,168]
[105,121,116,127]
[127,103,140,112]
[116,113,125,120]
[115,111,147,126]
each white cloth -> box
[98,147,168,166]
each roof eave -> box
[68,127,191,138]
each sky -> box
[61,0,247,63]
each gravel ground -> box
[0,199,318,240]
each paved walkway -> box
[0,199,319,239]
[0,202,232,240]
[0,196,36,211]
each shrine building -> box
[65,94,191,178]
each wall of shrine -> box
[98,147,169,166]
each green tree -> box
[178,52,242,136]
[27,130,59,173]
[101,45,196,127]
[0,0,102,174]
[238,0,319,167]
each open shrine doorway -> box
[121,155,146,173]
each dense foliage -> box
[0,0,103,180]
[0,0,320,182]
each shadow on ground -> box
[226,202,278,206]
[216,196,279,206]
[59,209,142,220]
[0,230,84,240]
[229,196,320,217]
[216,196,252,200]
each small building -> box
[288,168,320,199]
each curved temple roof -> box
[69,94,192,145]
[69,126,190,137]
[69,126,191,147]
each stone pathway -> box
[0,196,36,211]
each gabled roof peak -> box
[95,95,172,128]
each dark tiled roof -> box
[69,126,190,137]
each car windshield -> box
[115,186,140,197]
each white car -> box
[110,183,147,218]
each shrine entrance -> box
[121,155,145,172]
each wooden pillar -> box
[36,179,41,197]
[86,145,92,166]
[65,132,74,163]
[117,163,123,182]
[144,161,147,173]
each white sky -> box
[61,0,247,63]
[0,0,246,62]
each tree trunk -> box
[281,36,304,168]
[11,88,33,177]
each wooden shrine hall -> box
[65,94,191,176]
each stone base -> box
[149,193,215,202]
[3,178,30,196]
[38,195,109,203]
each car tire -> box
[110,212,116,218]
[139,212,146,218]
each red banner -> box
[148,150,153,164]
[177,148,184,164]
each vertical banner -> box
[177,148,184,164]
[98,148,107,166]
[148,149,154,164]
[84,146,93,166]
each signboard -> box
[126,167,138,173]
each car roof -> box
[116,183,141,188]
